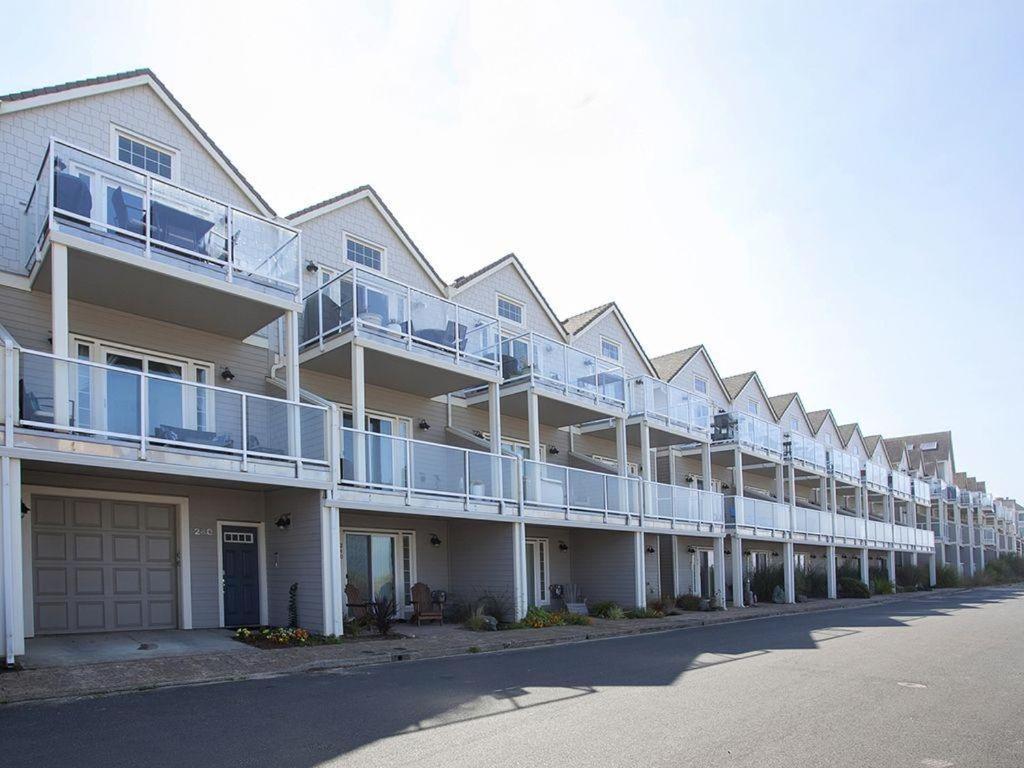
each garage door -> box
[32,495,178,634]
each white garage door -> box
[32,495,178,634]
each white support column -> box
[733,448,745,498]
[51,242,70,428]
[731,534,744,607]
[488,382,503,504]
[671,536,680,596]
[321,503,343,636]
[713,536,727,610]
[527,391,541,461]
[826,545,837,599]
[615,417,628,476]
[640,422,653,516]
[350,344,366,483]
[928,552,937,587]
[860,546,870,586]
[967,507,976,576]
[284,309,301,459]
[936,500,946,568]
[783,541,795,603]
[775,463,785,503]
[633,531,647,609]
[2,457,25,664]
[701,442,712,491]
[887,549,897,584]
[512,520,528,620]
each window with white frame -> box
[497,296,524,325]
[114,130,175,179]
[482,432,544,461]
[823,433,832,446]
[591,454,640,476]
[344,234,384,272]
[747,399,759,416]
[852,445,860,458]
[693,375,708,395]
[920,441,938,451]
[790,417,799,432]
[600,337,622,363]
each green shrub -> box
[838,577,870,599]
[895,564,930,590]
[520,606,562,628]
[836,563,861,580]
[795,567,828,599]
[561,611,592,626]
[871,577,894,595]
[749,564,785,603]
[935,564,960,588]
[676,593,702,611]
[625,607,664,619]
[590,601,625,620]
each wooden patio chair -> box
[345,584,369,619]
[410,582,443,625]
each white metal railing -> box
[644,482,724,525]
[627,375,712,438]
[959,488,971,506]
[523,459,640,519]
[338,426,517,505]
[890,469,912,499]
[981,527,997,546]
[726,496,789,532]
[713,411,783,459]
[786,432,828,473]
[500,331,626,409]
[979,492,993,509]
[23,139,301,295]
[12,347,328,468]
[914,527,935,549]
[792,505,830,536]
[301,266,501,376]
[829,447,862,485]
[863,460,889,493]
[912,478,931,506]
[945,521,958,544]
[834,513,866,540]
[865,519,890,546]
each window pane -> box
[497,298,522,324]
[346,238,383,271]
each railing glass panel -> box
[829,447,861,485]
[863,461,888,492]
[645,482,724,524]
[500,332,626,408]
[522,460,640,516]
[627,376,712,437]
[834,513,866,540]
[890,470,912,498]
[713,412,783,459]
[912,479,931,506]
[726,496,789,531]
[786,433,828,473]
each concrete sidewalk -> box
[0,591,953,705]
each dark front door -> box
[222,526,260,627]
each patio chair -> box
[345,584,369,619]
[410,582,444,625]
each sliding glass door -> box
[345,533,397,610]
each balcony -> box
[462,332,626,428]
[6,347,330,486]
[834,513,867,543]
[300,267,502,398]
[958,489,971,506]
[522,460,641,525]
[791,505,831,540]
[578,374,711,448]
[829,447,862,486]
[865,519,891,547]
[644,482,724,531]
[713,412,783,461]
[23,139,301,339]
[981,527,997,546]
[944,522,959,544]
[890,470,912,501]
[786,432,829,475]
[979,493,993,510]
[862,460,889,494]
[726,496,789,536]
[912,478,931,506]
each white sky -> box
[3,1,1022,496]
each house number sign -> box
[193,527,214,536]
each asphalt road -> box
[2,587,1022,767]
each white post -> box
[928,552,937,587]
[966,507,976,576]
[633,531,647,609]
[887,548,897,585]
[351,344,366,483]
[671,535,680,596]
[826,545,837,599]
[527,391,541,461]
[2,456,25,664]
[731,534,744,607]
[640,422,653,517]
[488,382,502,504]
[783,541,795,603]
[616,416,630,513]
[713,535,727,611]
[860,546,870,586]
[284,309,301,460]
[321,503,343,636]
[512,520,528,620]
[733,448,745,498]
[701,441,712,491]
[51,242,70,427]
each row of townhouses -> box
[0,70,1019,664]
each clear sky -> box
[2,1,1022,495]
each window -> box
[482,432,543,461]
[790,417,799,432]
[591,454,640,476]
[116,132,173,179]
[344,235,384,272]
[600,337,621,363]
[497,296,524,325]
[794,553,807,570]
[823,434,832,446]
[852,445,860,458]
[693,375,708,395]
[920,441,938,451]
[747,399,759,416]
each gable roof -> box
[883,438,908,469]
[863,435,883,460]
[0,68,275,217]
[722,371,778,420]
[886,430,956,476]
[837,423,859,446]
[562,302,657,376]
[651,345,701,381]
[448,253,566,340]
[287,184,447,295]
[805,409,830,434]
[769,393,799,419]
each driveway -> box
[21,628,251,668]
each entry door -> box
[698,549,714,599]
[222,526,260,627]
[345,533,398,611]
[525,539,548,607]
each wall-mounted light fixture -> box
[558,540,569,552]
[221,367,235,382]
[686,546,696,554]
[430,533,442,547]
[548,446,560,455]
[684,474,695,484]
[305,260,319,273]
[645,545,656,554]
[418,419,431,431]
[275,514,291,530]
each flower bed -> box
[234,626,343,649]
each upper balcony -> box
[725,496,790,538]
[22,139,302,339]
[978,492,993,510]
[3,346,330,487]
[300,267,503,398]
[785,432,828,475]
[911,478,931,506]
[712,411,783,462]
[862,460,889,494]
[981,527,997,546]
[889,469,913,501]
[829,447,862,486]
[578,374,711,448]
[461,331,626,428]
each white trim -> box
[339,527,416,618]
[599,335,622,364]
[342,231,387,274]
[0,74,274,217]
[568,305,657,377]
[692,374,709,396]
[525,537,550,606]
[215,520,268,627]
[109,123,181,183]
[496,294,525,327]
[287,188,448,295]
[20,485,192,633]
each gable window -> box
[115,131,174,180]
[600,337,621,363]
[852,445,860,458]
[789,417,799,432]
[693,375,708,395]
[343,234,384,272]
[747,399,759,416]
[823,434,832,446]
[497,296,524,325]
[920,441,938,451]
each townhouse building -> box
[0,70,1016,664]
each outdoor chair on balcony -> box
[53,167,92,219]
[301,292,348,343]
[109,187,146,237]
[152,425,234,449]
[19,380,56,424]
[410,582,444,625]
[501,354,529,380]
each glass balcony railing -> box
[522,460,640,518]
[979,493,993,509]
[786,432,828,473]
[500,332,627,409]
[22,139,301,297]
[644,482,724,525]
[829,447,862,485]
[713,412,783,459]
[890,470,912,499]
[301,267,502,377]
[834,513,867,540]
[912,478,931,506]
[627,376,712,438]
[15,348,328,467]
[863,460,889,493]
[792,505,830,536]
[944,521,958,544]
[958,489,971,506]
[981,527,997,546]
[726,496,789,531]
[338,427,517,504]
[865,519,890,545]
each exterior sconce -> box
[221,367,235,381]
[548,446,560,455]
[772,551,780,558]
[645,545,656,554]
[684,475,695,484]
[305,260,319,273]
[418,419,431,431]
[275,514,291,530]
[686,546,696,554]
[558,540,569,552]
[430,533,442,547]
